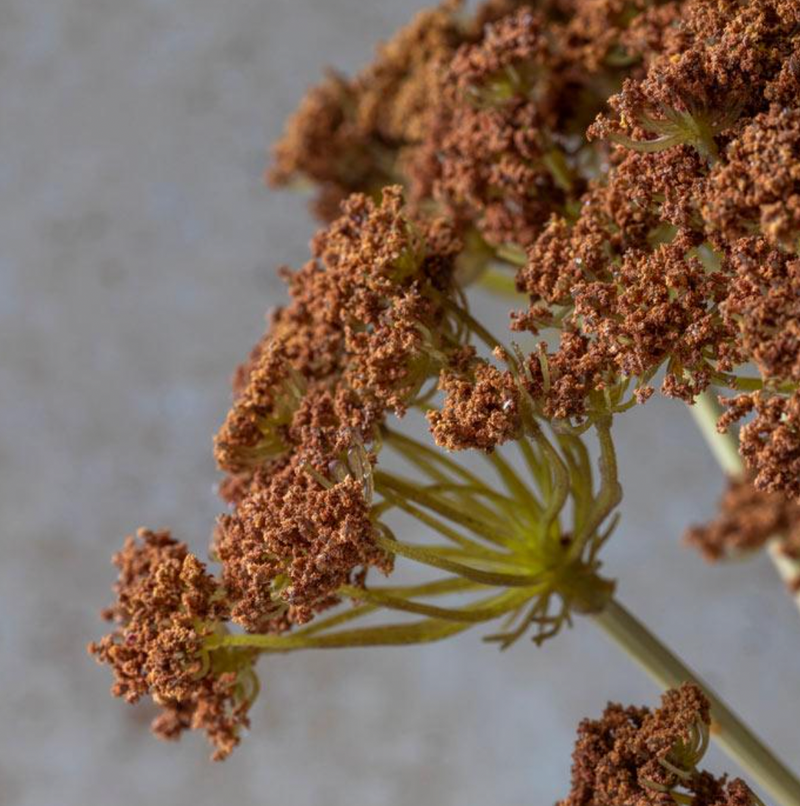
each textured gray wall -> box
[1,2,798,805]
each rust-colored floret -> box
[560,684,756,806]
[686,475,800,567]
[216,467,392,632]
[428,360,521,451]
[705,108,800,253]
[719,392,800,502]
[88,529,253,760]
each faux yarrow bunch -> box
[90,2,800,804]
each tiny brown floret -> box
[719,392,800,502]
[428,360,521,451]
[88,529,253,760]
[560,684,756,806]
[216,466,392,632]
[686,475,800,566]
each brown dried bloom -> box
[214,342,304,474]
[428,357,521,451]
[686,475,800,566]
[273,0,669,245]
[405,1,653,251]
[93,0,800,779]
[721,239,800,385]
[516,200,738,418]
[704,107,800,253]
[268,71,370,219]
[448,8,547,99]
[88,529,255,760]
[719,392,800,501]
[560,684,757,806]
[269,2,467,217]
[216,463,392,633]
[588,0,800,160]
[215,186,461,481]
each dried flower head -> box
[686,475,800,570]
[269,2,467,218]
[560,684,757,806]
[92,1,800,788]
[428,358,521,451]
[719,392,800,501]
[216,460,392,633]
[214,186,463,486]
[88,529,256,760]
[704,108,800,253]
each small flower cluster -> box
[686,475,800,580]
[88,530,256,759]
[561,684,758,806]
[271,0,800,497]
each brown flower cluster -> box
[269,1,467,219]
[212,185,478,629]
[271,0,672,246]
[88,529,254,760]
[509,0,800,497]
[686,476,800,576]
[560,684,756,806]
[719,392,800,501]
[428,355,521,451]
[216,471,391,632]
[272,0,800,492]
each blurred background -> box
[1,1,798,805]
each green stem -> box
[374,470,509,547]
[340,585,531,623]
[569,417,622,561]
[690,391,800,611]
[690,392,744,476]
[593,598,800,806]
[373,531,546,589]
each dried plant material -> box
[686,475,800,572]
[705,108,800,253]
[216,467,392,632]
[719,392,800,501]
[88,530,254,760]
[560,684,757,806]
[428,361,521,450]
[90,0,800,785]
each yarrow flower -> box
[686,475,800,578]
[88,529,256,760]
[560,684,760,806]
[91,2,800,802]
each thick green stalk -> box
[690,392,800,612]
[594,598,800,806]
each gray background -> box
[1,2,798,805]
